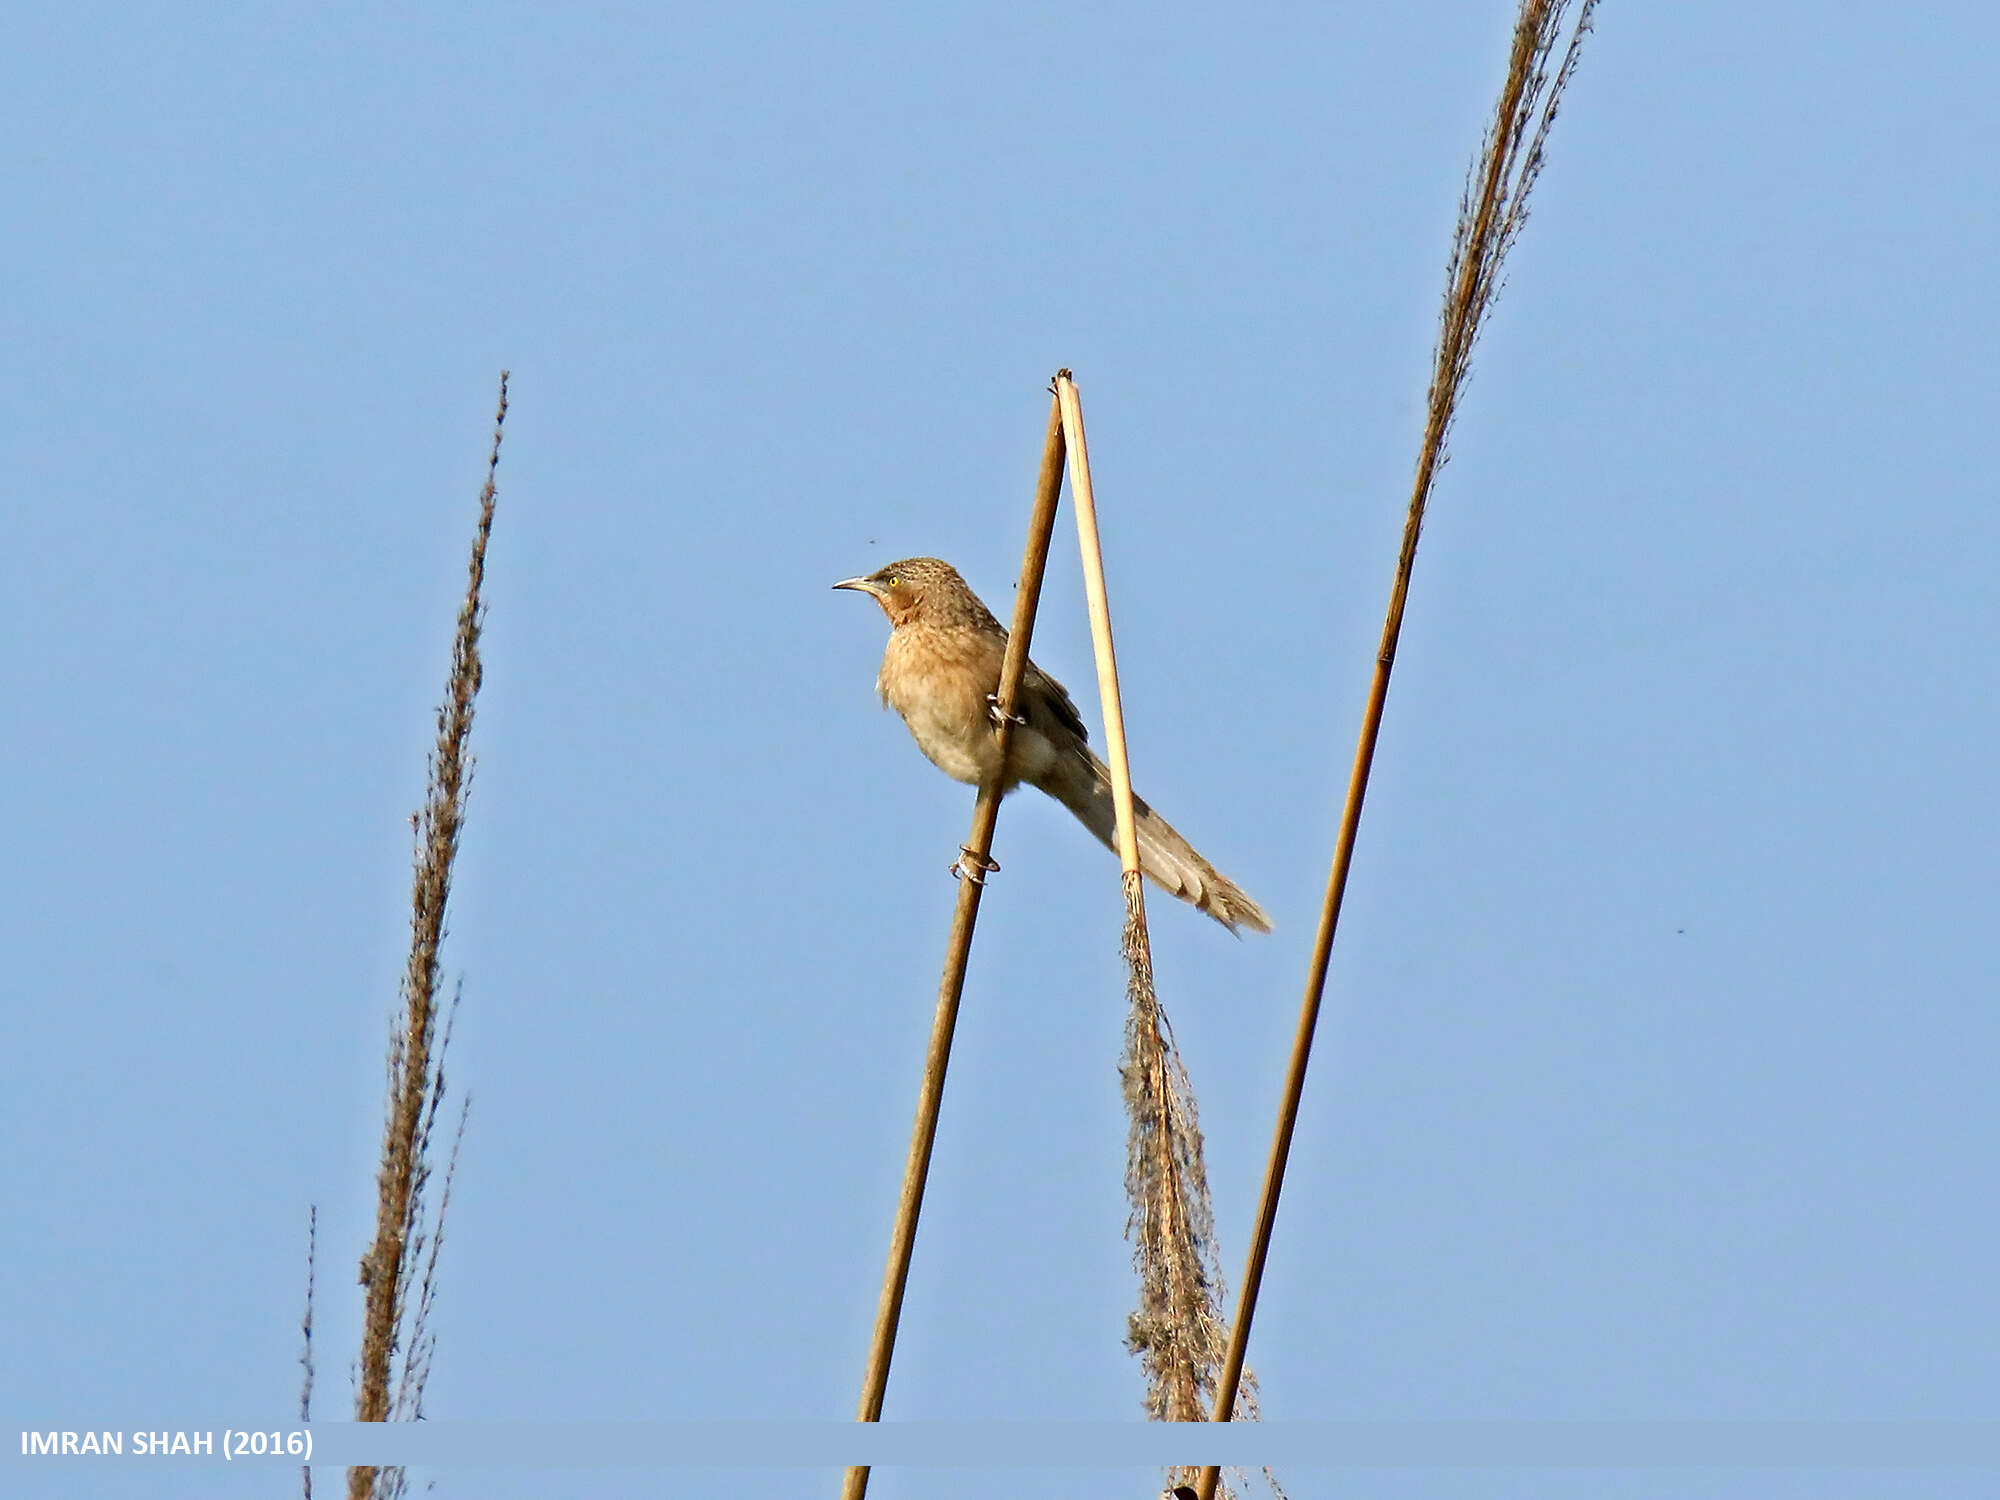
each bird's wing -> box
[1021,660,1090,746]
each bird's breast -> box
[878,624,1007,787]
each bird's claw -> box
[950,846,1001,884]
[986,693,1027,728]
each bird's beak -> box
[832,576,884,597]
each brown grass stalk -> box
[1058,373,1278,1500]
[839,390,1069,1500]
[1191,6,1599,1497]
[348,373,508,1500]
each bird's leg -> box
[950,845,1002,884]
[986,692,1027,728]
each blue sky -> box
[3,2,1996,1497]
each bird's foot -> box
[950,846,1001,884]
[986,693,1027,728]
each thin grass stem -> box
[839,390,1069,1500]
[1191,7,1599,1496]
[300,1205,316,1500]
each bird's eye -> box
[888,575,902,588]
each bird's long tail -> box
[1031,748,1272,934]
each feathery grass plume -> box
[348,373,508,1500]
[1191,7,1599,1498]
[1427,0,1598,482]
[1121,874,1210,1424]
[389,1004,469,1430]
[300,1205,316,1500]
[1121,876,1280,1500]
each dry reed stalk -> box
[1058,373,1278,1500]
[347,373,508,1500]
[1053,374,1138,873]
[839,392,1069,1500]
[1191,6,1599,1497]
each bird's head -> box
[831,557,965,627]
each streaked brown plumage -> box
[834,557,1271,934]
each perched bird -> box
[834,556,1271,934]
